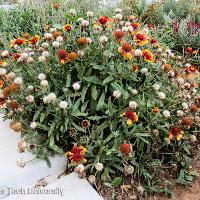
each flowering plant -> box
[0,7,199,195]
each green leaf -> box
[45,157,51,168]
[73,98,81,111]
[52,23,62,29]
[96,92,105,111]
[81,85,89,103]
[88,115,109,120]
[48,123,56,137]
[71,122,87,133]
[49,136,54,146]
[112,177,122,187]
[49,144,64,154]
[66,73,71,87]
[84,76,102,85]
[91,85,98,100]
[40,113,46,123]
[103,75,114,85]
[33,110,40,121]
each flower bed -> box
[0,7,200,196]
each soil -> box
[99,143,200,200]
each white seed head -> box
[129,101,137,109]
[153,83,160,91]
[82,20,89,27]
[163,110,170,118]
[115,8,122,13]
[56,36,64,42]
[40,80,48,87]
[131,89,138,95]
[177,110,184,117]
[38,56,46,62]
[44,33,53,39]
[0,68,7,75]
[141,68,148,75]
[59,101,68,109]
[158,92,166,100]
[72,82,80,91]
[14,77,23,85]
[38,73,46,81]
[182,102,189,110]
[42,51,50,57]
[87,11,94,17]
[48,93,57,102]
[134,49,142,57]
[27,85,34,91]
[113,90,122,98]
[52,41,60,48]
[1,50,9,57]
[41,42,49,48]
[99,35,108,43]
[95,162,103,171]
[115,13,123,20]
[26,95,34,103]
[30,122,37,129]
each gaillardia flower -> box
[29,35,40,45]
[142,49,154,62]
[134,32,149,46]
[169,127,184,141]
[66,144,87,163]
[58,49,69,63]
[63,24,72,32]
[119,42,134,60]
[120,143,132,158]
[98,16,112,25]
[124,110,138,126]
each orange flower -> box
[29,35,40,45]
[120,143,132,158]
[0,80,5,88]
[0,61,8,68]
[134,32,149,46]
[132,65,139,72]
[63,24,72,32]
[68,52,78,60]
[142,49,154,62]
[58,49,69,63]
[152,107,159,113]
[15,38,25,46]
[130,22,140,30]
[52,2,60,10]
[114,30,124,41]
[53,31,62,38]
[189,65,196,72]
[66,144,87,163]
[23,33,30,39]
[98,16,112,25]
[169,127,184,141]
[119,42,134,60]
[77,37,87,46]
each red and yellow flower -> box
[134,32,149,46]
[0,61,8,68]
[57,49,70,64]
[130,22,140,31]
[98,16,112,25]
[120,143,132,158]
[114,30,125,41]
[169,127,184,141]
[66,144,87,164]
[29,35,40,45]
[124,110,138,126]
[119,42,134,60]
[63,24,72,32]
[142,49,154,62]
[15,38,25,46]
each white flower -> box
[69,9,76,15]
[128,26,134,32]
[177,110,184,117]
[122,26,129,32]
[27,57,34,63]
[27,85,34,91]
[131,89,138,95]
[182,102,189,110]
[44,33,53,39]
[72,82,80,91]
[41,42,49,48]
[38,56,46,62]
[190,135,197,142]
[141,68,148,75]
[158,92,166,100]
[185,63,191,67]
[26,95,34,103]
[40,80,48,87]
[49,28,57,33]
[87,11,94,17]
[7,72,16,79]
[1,50,9,57]
[95,162,103,171]
[43,96,51,104]
[153,83,160,91]
[86,37,92,44]
[113,90,121,98]
[38,73,46,81]
[163,110,170,118]
[99,35,108,43]
[82,20,89,27]
[134,49,142,57]
[0,68,7,75]
[52,41,60,48]
[29,52,35,56]
[125,22,131,26]
[129,101,137,109]
[59,101,68,109]
[14,77,23,85]
[115,8,122,13]
[177,77,184,85]
[30,122,37,129]
[56,36,64,42]
[78,50,84,58]
[168,70,175,77]
[115,13,123,20]
[21,53,29,59]
[76,164,85,173]
[42,51,50,57]
[48,93,57,102]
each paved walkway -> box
[0,114,102,200]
